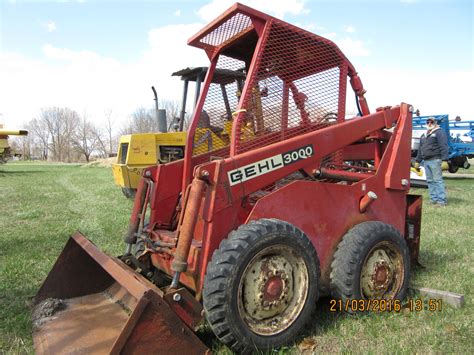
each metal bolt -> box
[145,170,151,177]
[401,179,409,186]
[173,293,182,302]
[201,170,209,177]
[408,105,414,113]
[146,272,153,278]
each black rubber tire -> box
[203,218,320,353]
[121,187,137,199]
[330,221,410,309]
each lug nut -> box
[173,293,182,302]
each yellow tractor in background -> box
[0,124,28,164]
[112,67,247,198]
[113,131,187,198]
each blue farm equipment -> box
[410,115,474,187]
[412,115,474,173]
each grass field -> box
[1,162,473,353]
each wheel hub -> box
[243,255,293,320]
[372,261,392,290]
[263,276,284,301]
[361,248,398,298]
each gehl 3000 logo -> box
[228,144,314,186]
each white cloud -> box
[42,44,120,69]
[197,0,309,22]
[335,37,371,57]
[345,25,355,33]
[297,22,326,33]
[354,68,474,120]
[0,23,208,129]
[141,23,208,102]
[46,21,56,32]
[321,32,337,40]
[1,4,472,133]
[175,9,181,16]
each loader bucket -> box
[33,232,209,354]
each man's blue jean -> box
[424,158,447,204]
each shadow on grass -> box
[417,249,461,271]
[444,196,466,205]
[304,296,348,332]
[0,170,45,176]
[445,176,474,180]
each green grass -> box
[1,162,473,353]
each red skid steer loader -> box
[33,3,422,353]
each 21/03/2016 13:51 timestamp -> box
[329,299,443,312]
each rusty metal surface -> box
[360,241,405,298]
[238,244,309,336]
[136,0,416,307]
[33,285,209,355]
[33,4,424,353]
[163,288,204,330]
[36,232,160,303]
[114,290,209,355]
[317,167,373,182]
[35,233,116,303]
[34,233,209,354]
[34,285,132,354]
[171,177,207,273]
[405,194,423,262]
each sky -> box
[0,0,472,130]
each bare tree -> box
[134,107,158,133]
[9,137,25,159]
[94,129,108,158]
[161,99,181,130]
[40,107,80,162]
[72,114,100,162]
[28,118,50,160]
[104,109,115,156]
[121,101,182,135]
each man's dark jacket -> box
[416,127,449,162]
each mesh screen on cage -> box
[234,20,347,160]
[199,13,253,48]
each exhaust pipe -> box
[152,86,167,133]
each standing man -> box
[415,117,449,206]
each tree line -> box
[14,101,180,163]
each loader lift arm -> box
[34,3,421,354]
